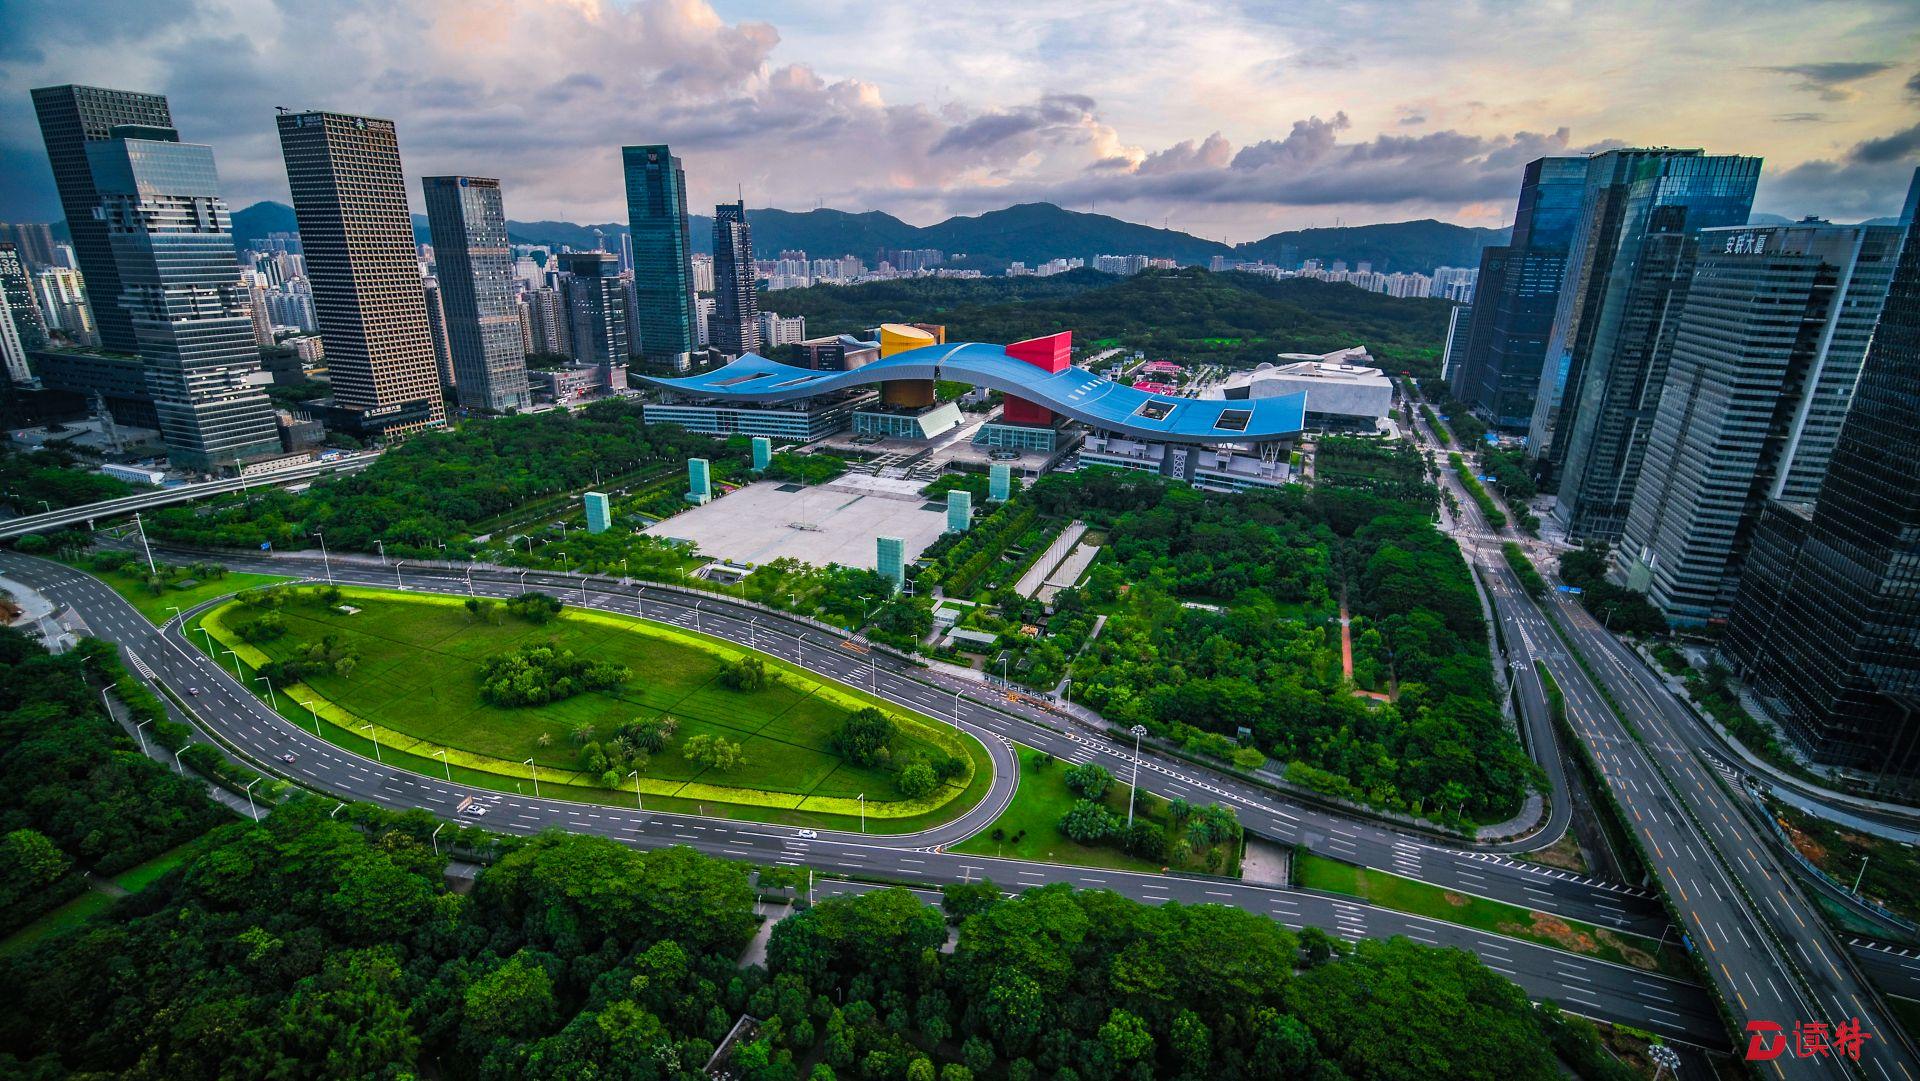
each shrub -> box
[506,591,564,624]
[719,655,773,692]
[832,708,896,767]
[1060,800,1120,843]
[1063,762,1112,800]
[479,644,631,707]
[897,761,938,798]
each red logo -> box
[1745,1019,1873,1062]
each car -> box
[280,753,297,764]
[188,688,199,696]
[796,829,818,839]
[461,805,488,817]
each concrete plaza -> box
[643,480,950,571]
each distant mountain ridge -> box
[231,199,1510,274]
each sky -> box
[1,0,1917,243]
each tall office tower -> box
[619,231,633,275]
[623,145,698,370]
[1617,220,1904,623]
[1541,150,1761,539]
[423,176,531,412]
[1527,150,1722,471]
[1723,212,1920,773]
[245,283,274,346]
[87,129,281,468]
[276,110,443,436]
[711,201,761,357]
[559,251,628,381]
[421,278,454,394]
[0,242,48,355]
[1448,157,1586,429]
[30,85,174,355]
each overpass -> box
[0,451,380,541]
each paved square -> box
[643,480,951,570]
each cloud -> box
[1757,121,1920,221]
[1908,71,1920,99]
[1764,61,1894,102]
[1772,113,1829,124]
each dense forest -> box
[142,398,719,557]
[1029,470,1535,822]
[766,268,1454,377]
[0,619,1627,1080]
[0,444,134,515]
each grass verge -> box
[952,746,1162,872]
[1296,851,1691,978]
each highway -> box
[0,547,1724,1047]
[1413,407,1920,1078]
[0,451,378,541]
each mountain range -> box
[230,200,1507,275]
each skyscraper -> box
[31,85,175,355]
[1449,157,1586,429]
[423,176,530,412]
[87,129,280,468]
[0,242,48,356]
[623,145,698,370]
[1617,220,1904,623]
[421,278,454,395]
[1542,150,1761,540]
[1723,210,1920,774]
[276,109,443,436]
[559,251,628,382]
[711,200,760,357]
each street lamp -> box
[1126,724,1148,828]
[302,700,321,737]
[375,538,386,565]
[133,511,157,575]
[136,719,152,754]
[254,674,274,707]
[311,530,333,585]
[394,560,405,590]
[199,625,216,653]
[524,759,540,797]
[360,724,382,763]
[628,769,643,809]
[432,749,450,780]
[857,792,866,833]
[431,822,445,856]
[165,605,182,624]
[173,747,185,774]
[244,777,261,822]
[99,685,114,720]
[222,649,241,680]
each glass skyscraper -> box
[277,110,443,436]
[1448,156,1586,429]
[711,200,760,358]
[1724,208,1920,775]
[559,251,628,385]
[1618,220,1904,623]
[423,176,531,412]
[623,145,698,371]
[1543,151,1761,540]
[31,84,174,355]
[86,131,280,469]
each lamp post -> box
[524,759,540,797]
[1855,855,1871,896]
[432,749,450,780]
[375,538,386,565]
[133,511,157,575]
[312,530,332,585]
[99,685,114,720]
[254,674,274,707]
[519,569,529,594]
[165,605,182,625]
[199,625,216,653]
[136,719,152,754]
[360,724,381,763]
[173,747,185,774]
[693,600,702,632]
[394,560,405,590]
[431,822,445,856]
[244,777,261,822]
[858,793,866,833]
[302,700,321,737]
[628,769,643,810]
[1126,724,1147,828]
[221,649,241,681]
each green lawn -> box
[191,588,992,832]
[0,842,201,957]
[952,746,1163,873]
[1295,852,1690,978]
[64,558,290,624]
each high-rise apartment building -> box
[711,201,760,357]
[0,242,48,357]
[1543,151,1761,540]
[623,145,698,370]
[35,266,94,345]
[1723,210,1920,774]
[87,130,280,468]
[691,253,715,293]
[276,109,443,436]
[1449,157,1586,429]
[1617,220,1905,623]
[1,223,58,270]
[423,176,530,412]
[559,251,628,381]
[30,84,174,355]
[526,287,571,357]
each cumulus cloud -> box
[1756,122,1920,221]
[1763,61,1894,102]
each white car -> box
[280,753,296,764]
[796,829,817,839]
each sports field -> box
[196,587,989,828]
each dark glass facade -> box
[711,200,760,357]
[423,176,530,411]
[1547,152,1761,540]
[1449,156,1585,429]
[1724,221,1920,774]
[559,251,628,382]
[87,134,280,469]
[30,84,174,356]
[623,145,697,370]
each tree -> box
[1097,1008,1155,1066]
[1062,763,1112,800]
[832,707,896,767]
[1059,800,1119,843]
[622,714,679,752]
[942,879,1000,921]
[683,734,747,772]
[720,654,773,692]
[897,761,938,799]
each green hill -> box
[762,266,1453,376]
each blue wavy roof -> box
[638,342,1304,443]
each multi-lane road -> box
[0,547,1723,1045]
